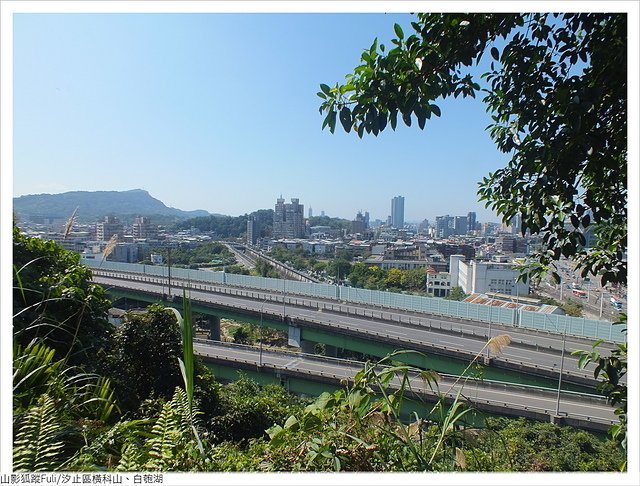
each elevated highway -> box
[94,270,618,389]
[234,244,323,283]
[223,243,256,270]
[195,340,617,433]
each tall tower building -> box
[435,215,454,238]
[247,216,257,245]
[454,216,468,235]
[308,207,313,218]
[272,197,305,238]
[467,212,477,233]
[391,196,405,229]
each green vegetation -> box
[538,295,584,317]
[319,13,626,287]
[253,258,281,278]
[144,242,236,268]
[348,262,426,293]
[176,209,274,238]
[13,226,112,370]
[446,286,468,302]
[573,314,628,465]
[13,188,210,224]
[560,298,584,317]
[270,245,314,271]
[210,351,624,472]
[318,12,627,456]
[13,228,626,471]
[308,215,351,231]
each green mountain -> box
[13,189,215,224]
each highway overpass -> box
[195,339,617,433]
[94,270,620,390]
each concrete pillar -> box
[208,316,221,341]
[288,325,301,347]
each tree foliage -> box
[148,242,235,267]
[347,262,427,293]
[106,305,184,413]
[318,13,626,286]
[445,286,468,301]
[13,227,113,370]
[253,258,281,278]
[176,209,274,238]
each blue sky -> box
[13,12,511,223]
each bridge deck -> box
[195,339,617,433]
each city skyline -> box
[11,10,512,223]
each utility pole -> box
[487,318,492,360]
[599,289,604,318]
[259,299,267,368]
[555,328,567,416]
[167,246,172,299]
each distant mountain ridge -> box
[13,189,216,223]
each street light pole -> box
[259,298,267,368]
[167,246,172,299]
[555,327,567,416]
[487,318,492,360]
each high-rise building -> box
[467,212,477,233]
[454,216,468,235]
[308,207,313,218]
[351,211,367,235]
[132,216,158,240]
[391,196,405,229]
[247,216,257,245]
[96,216,122,242]
[504,214,522,235]
[273,196,305,238]
[435,215,454,238]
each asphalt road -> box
[95,273,620,385]
[194,339,617,428]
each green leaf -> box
[339,106,352,133]
[266,424,284,446]
[491,46,500,61]
[284,415,299,431]
[320,83,331,96]
[430,104,442,117]
[394,23,404,40]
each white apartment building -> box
[426,267,451,297]
[449,254,529,296]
